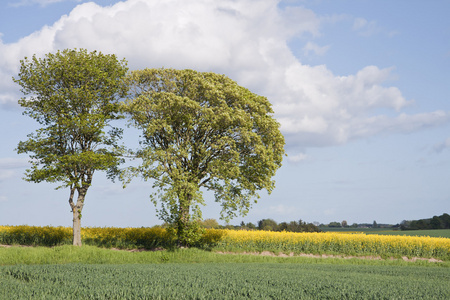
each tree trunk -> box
[69,186,87,246]
[72,208,82,246]
[177,201,191,247]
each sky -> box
[0,0,449,227]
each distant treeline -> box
[197,218,321,233]
[400,213,450,230]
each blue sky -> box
[1,0,449,227]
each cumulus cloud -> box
[0,0,448,152]
[0,158,29,181]
[269,204,299,216]
[287,152,307,163]
[0,157,29,169]
[434,137,450,153]
[303,41,330,56]
[352,17,380,36]
[8,0,79,7]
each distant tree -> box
[430,216,442,229]
[246,222,256,230]
[328,222,341,228]
[274,220,320,232]
[441,213,450,229]
[341,220,348,228]
[278,222,288,231]
[199,218,220,229]
[122,68,285,246]
[400,220,410,230]
[14,49,128,246]
[351,223,358,228]
[258,219,278,231]
[372,220,378,228]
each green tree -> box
[430,216,442,229]
[200,218,220,229]
[122,68,285,246]
[328,222,341,228]
[258,219,278,231]
[14,49,128,246]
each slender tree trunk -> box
[72,208,82,246]
[68,186,87,246]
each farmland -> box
[1,226,449,299]
[1,225,449,260]
[1,262,449,299]
[321,227,450,238]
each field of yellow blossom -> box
[1,225,449,260]
[214,229,450,260]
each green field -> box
[320,228,450,238]
[1,262,449,299]
[1,227,449,299]
[1,246,450,299]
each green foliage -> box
[401,213,450,230]
[1,263,449,299]
[199,218,220,229]
[166,220,205,247]
[257,218,320,232]
[14,48,128,189]
[257,218,278,231]
[13,48,129,245]
[122,68,285,245]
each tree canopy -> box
[123,68,285,245]
[14,49,128,246]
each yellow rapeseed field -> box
[1,226,449,260]
[214,229,450,260]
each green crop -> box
[1,263,449,299]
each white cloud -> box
[269,204,299,216]
[8,0,79,7]
[0,157,29,169]
[353,17,368,30]
[434,137,450,153]
[303,41,330,56]
[1,0,448,150]
[0,158,29,181]
[0,170,15,181]
[352,17,380,36]
[287,153,307,163]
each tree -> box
[200,218,220,229]
[430,216,442,229]
[123,68,285,245]
[328,222,341,228]
[14,49,128,246]
[258,219,278,231]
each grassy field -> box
[1,226,450,261]
[1,261,449,299]
[1,226,449,298]
[2,245,448,266]
[321,228,450,238]
[1,246,449,299]
[373,229,450,238]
